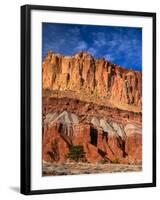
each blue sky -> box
[42,23,142,71]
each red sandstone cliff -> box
[43,51,142,112]
[42,51,142,166]
[42,109,142,165]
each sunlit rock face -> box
[43,108,142,164]
[42,51,142,165]
[43,51,142,112]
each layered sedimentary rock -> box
[43,51,142,112]
[42,51,142,165]
[42,98,142,164]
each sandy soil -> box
[42,162,142,176]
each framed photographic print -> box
[21,4,156,195]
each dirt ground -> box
[42,162,142,176]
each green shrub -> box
[67,145,85,162]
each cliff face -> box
[42,51,142,166]
[42,106,142,165]
[43,51,142,112]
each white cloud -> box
[103,54,115,62]
[87,47,97,56]
[69,27,80,34]
[93,32,107,47]
[74,41,88,51]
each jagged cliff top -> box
[43,51,142,113]
[44,51,142,73]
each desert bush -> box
[112,158,120,164]
[67,145,85,162]
[100,158,109,164]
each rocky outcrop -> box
[42,51,142,166]
[124,124,142,164]
[43,122,70,163]
[42,97,142,124]
[43,51,142,112]
[42,110,142,164]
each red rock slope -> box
[42,51,142,165]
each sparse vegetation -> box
[67,145,85,162]
[100,157,109,164]
[43,162,142,176]
[112,158,120,164]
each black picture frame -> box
[21,4,156,195]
